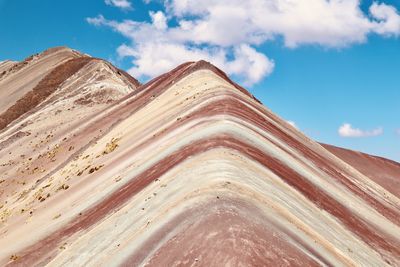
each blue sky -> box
[0,0,399,161]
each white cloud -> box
[370,2,400,36]
[226,45,274,86]
[149,11,167,30]
[89,0,400,84]
[105,0,132,10]
[162,0,400,47]
[338,123,383,138]
[118,42,226,79]
[87,14,274,85]
[396,129,400,136]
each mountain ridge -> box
[0,47,399,266]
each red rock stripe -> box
[123,197,330,266]
[170,93,400,226]
[37,83,397,256]
[9,134,399,266]
[28,82,400,228]
[111,61,399,226]
[33,60,252,188]
[24,61,191,190]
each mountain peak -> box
[40,46,84,57]
[0,49,139,131]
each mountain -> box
[323,144,400,199]
[0,48,399,267]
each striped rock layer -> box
[0,48,399,267]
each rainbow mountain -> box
[0,47,399,266]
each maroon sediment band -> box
[123,197,325,266]
[9,133,399,266]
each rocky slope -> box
[0,48,399,266]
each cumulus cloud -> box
[87,14,274,85]
[370,2,400,36]
[105,0,132,10]
[161,0,400,47]
[89,0,400,84]
[338,123,383,138]
[150,11,167,30]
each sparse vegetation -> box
[103,138,120,155]
[57,184,70,191]
[59,243,67,250]
[88,165,104,174]
[10,254,18,261]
